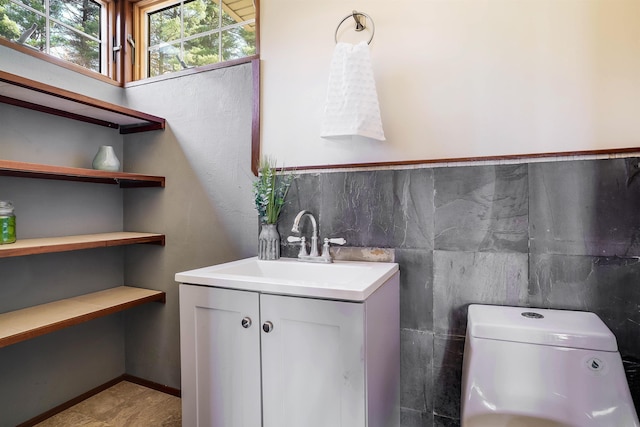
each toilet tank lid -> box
[467,305,618,352]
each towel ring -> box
[334,11,375,45]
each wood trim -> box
[111,0,121,82]
[132,0,146,81]
[125,54,259,87]
[0,232,165,258]
[0,159,165,187]
[122,374,181,397]
[121,0,135,83]
[99,0,116,81]
[119,121,166,134]
[0,94,119,129]
[16,374,179,427]
[279,146,640,172]
[16,376,125,427]
[251,58,261,176]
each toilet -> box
[461,304,639,427]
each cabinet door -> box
[179,285,261,427]
[260,294,366,427]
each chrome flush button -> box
[521,312,544,319]
[582,355,608,376]
[587,357,604,372]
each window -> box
[0,0,107,73]
[134,0,256,79]
[0,0,257,83]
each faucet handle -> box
[327,237,346,245]
[321,237,346,261]
[287,235,309,257]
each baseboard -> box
[17,374,181,426]
[122,373,181,397]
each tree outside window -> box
[0,0,104,73]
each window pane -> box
[0,0,45,49]
[50,0,101,39]
[50,21,100,72]
[11,0,45,13]
[143,0,256,79]
[221,26,255,61]
[148,41,182,77]
[148,2,181,46]
[184,32,219,67]
[184,0,219,37]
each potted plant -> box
[253,157,294,259]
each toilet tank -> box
[461,304,639,427]
[466,304,618,351]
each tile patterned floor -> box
[34,381,181,427]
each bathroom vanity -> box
[176,257,400,427]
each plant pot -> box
[258,223,280,260]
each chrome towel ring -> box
[334,10,375,45]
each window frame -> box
[132,0,256,81]
[0,0,114,78]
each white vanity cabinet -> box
[178,263,399,427]
[179,285,262,426]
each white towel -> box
[321,41,386,141]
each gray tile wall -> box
[276,158,640,427]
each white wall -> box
[261,0,640,167]
[121,64,257,387]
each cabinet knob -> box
[241,317,252,328]
[262,321,274,333]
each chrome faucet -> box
[291,210,319,257]
[288,210,346,263]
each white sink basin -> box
[175,257,399,301]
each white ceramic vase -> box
[92,145,121,172]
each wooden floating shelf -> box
[0,159,165,188]
[0,232,165,258]
[0,286,166,349]
[0,70,165,134]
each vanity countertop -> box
[175,256,399,301]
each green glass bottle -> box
[0,201,16,244]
